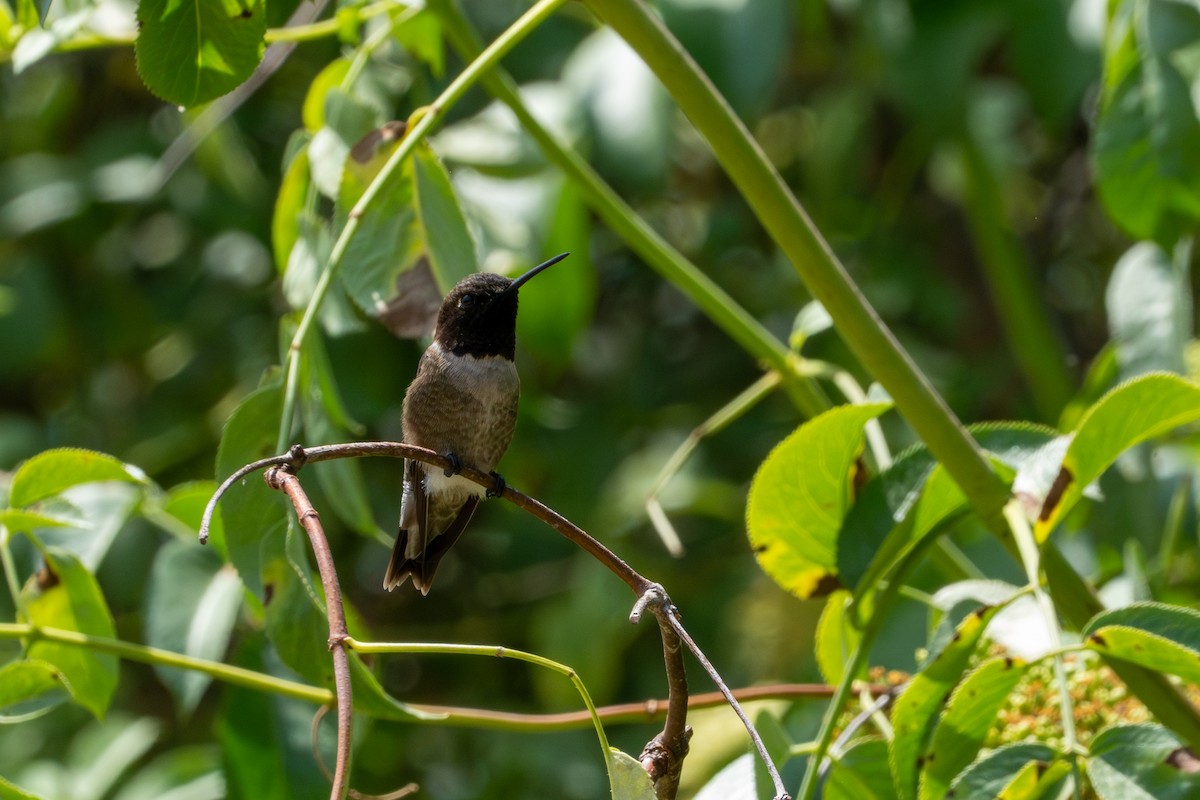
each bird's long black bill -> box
[508,252,570,293]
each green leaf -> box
[747,402,892,599]
[336,134,424,318]
[0,774,44,800]
[214,382,287,599]
[68,716,163,800]
[816,590,862,685]
[516,184,597,367]
[307,90,380,199]
[752,708,791,799]
[412,143,476,293]
[1059,342,1119,431]
[996,758,1071,799]
[1086,723,1200,800]
[840,424,1055,596]
[271,146,311,275]
[890,605,998,800]
[947,743,1058,798]
[214,636,328,800]
[693,753,757,800]
[393,8,444,75]
[300,58,351,133]
[298,334,378,539]
[919,656,1028,800]
[110,745,223,800]
[264,529,428,722]
[1106,241,1191,378]
[1083,602,1200,684]
[1093,55,1200,241]
[134,0,267,108]
[9,448,146,508]
[609,749,657,800]
[160,481,223,543]
[145,540,243,716]
[0,508,83,532]
[0,659,73,723]
[20,548,118,719]
[825,737,894,800]
[1034,374,1200,541]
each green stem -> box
[958,136,1072,423]
[275,0,571,450]
[587,0,1200,755]
[586,0,1004,512]
[0,623,332,705]
[0,526,23,617]
[346,637,614,787]
[796,572,906,799]
[1005,501,1080,791]
[429,0,827,418]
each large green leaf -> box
[825,737,894,800]
[1034,374,1200,541]
[110,744,224,800]
[145,540,243,716]
[947,743,1061,799]
[336,133,424,318]
[890,605,998,800]
[20,548,118,719]
[214,382,287,599]
[1083,602,1200,684]
[746,402,891,599]
[1086,723,1200,800]
[9,448,146,508]
[412,143,476,293]
[300,58,352,133]
[160,481,223,544]
[815,590,861,685]
[0,659,73,723]
[1106,241,1191,378]
[0,774,43,800]
[65,716,163,800]
[609,749,657,800]
[264,528,428,722]
[752,709,792,799]
[516,184,597,367]
[840,424,1055,596]
[1093,0,1200,241]
[918,655,1028,800]
[693,753,757,800]
[134,0,267,108]
[271,146,311,276]
[215,638,329,800]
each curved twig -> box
[264,464,353,800]
[203,441,784,797]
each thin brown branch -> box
[204,441,785,797]
[264,464,353,800]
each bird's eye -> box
[458,293,474,307]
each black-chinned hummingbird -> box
[383,253,570,594]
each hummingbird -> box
[383,253,570,594]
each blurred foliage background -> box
[2,0,1197,797]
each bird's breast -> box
[403,343,520,473]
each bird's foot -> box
[487,471,506,499]
[442,452,463,478]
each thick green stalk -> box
[0,623,333,705]
[429,0,827,418]
[959,136,1073,423]
[586,0,1200,764]
[587,0,1006,513]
